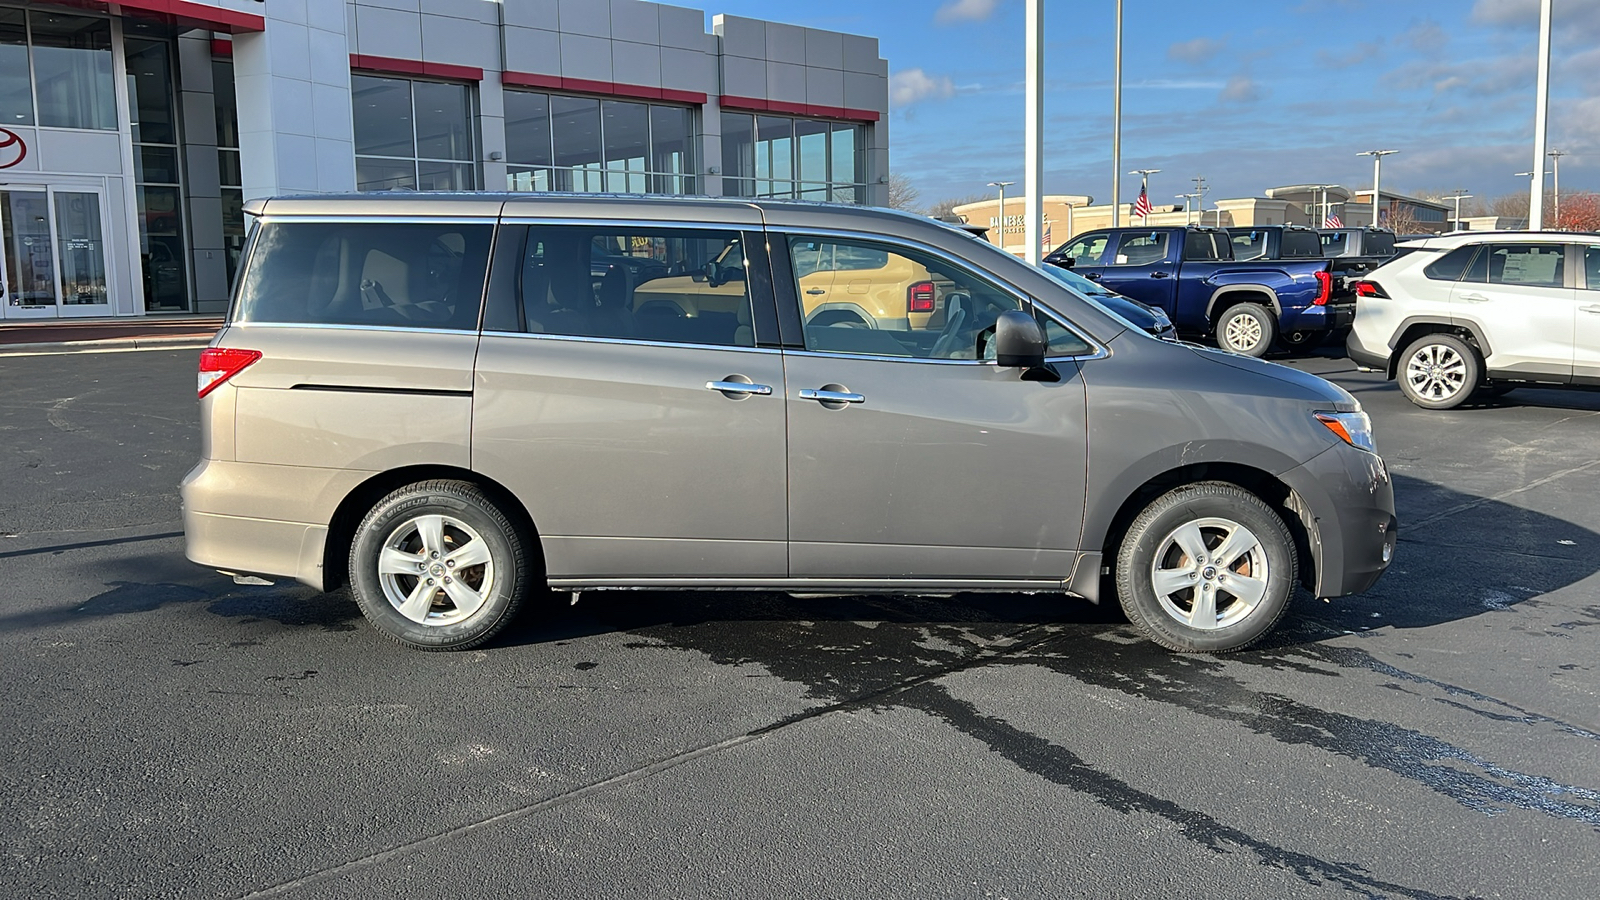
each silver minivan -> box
[182,193,1396,653]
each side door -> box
[1096,230,1178,311]
[1450,242,1574,381]
[1576,243,1600,385]
[774,231,1090,585]
[1054,231,1111,282]
[472,221,790,582]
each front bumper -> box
[1278,442,1397,599]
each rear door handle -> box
[805,288,827,295]
[706,380,772,396]
[1150,271,1170,279]
[799,388,866,404]
[1582,305,1600,314]
[1461,293,1490,303]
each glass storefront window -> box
[124,36,187,311]
[214,56,245,290]
[0,9,32,126]
[721,112,861,202]
[352,73,474,192]
[29,12,116,131]
[506,89,695,195]
[126,37,176,144]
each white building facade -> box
[0,0,890,319]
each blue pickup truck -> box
[1044,226,1350,357]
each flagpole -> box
[1130,168,1159,223]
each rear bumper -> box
[181,457,345,590]
[1345,329,1390,372]
[1281,303,1351,335]
[1279,443,1397,599]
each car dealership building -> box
[0,0,889,319]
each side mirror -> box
[704,261,724,288]
[1058,256,1076,269]
[994,309,1046,369]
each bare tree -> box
[1489,192,1530,219]
[885,173,921,211]
[924,192,991,220]
[1386,204,1420,235]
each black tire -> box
[1115,482,1298,653]
[1396,333,1480,410]
[1215,302,1276,357]
[349,480,529,651]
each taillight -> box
[1354,280,1388,299]
[1313,270,1332,306]
[198,347,261,398]
[907,280,936,313]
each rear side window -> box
[1585,246,1600,291]
[235,221,492,328]
[1365,232,1396,255]
[1424,245,1479,281]
[518,225,756,348]
[1112,232,1169,266]
[1320,232,1350,257]
[1231,232,1266,260]
[1281,231,1321,258]
[1484,243,1566,287]
[1183,232,1227,261]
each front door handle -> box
[805,288,827,295]
[706,379,772,396]
[1460,293,1490,303]
[1150,271,1170,278]
[1582,304,1600,314]
[1084,272,1102,281]
[799,388,866,404]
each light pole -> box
[1515,170,1553,227]
[1177,193,1199,225]
[1130,168,1160,221]
[1448,190,1472,231]
[1547,148,1565,228]
[1357,150,1398,228]
[1111,0,1124,227]
[1024,0,1044,263]
[988,181,1014,253]
[1530,0,1553,229]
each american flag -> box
[1324,213,1343,228]
[1041,222,1052,250]
[1133,186,1153,220]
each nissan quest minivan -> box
[182,193,1396,653]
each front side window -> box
[235,222,492,328]
[1484,243,1566,287]
[786,236,1089,360]
[517,226,754,348]
[1058,234,1107,266]
[353,74,474,192]
[1112,232,1169,266]
[505,91,695,195]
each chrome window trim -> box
[779,226,1108,362]
[481,330,779,355]
[228,322,482,336]
[498,217,750,232]
[253,216,501,225]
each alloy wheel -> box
[1404,343,1468,403]
[376,513,497,626]
[1149,517,1270,630]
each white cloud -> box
[935,0,1001,25]
[1472,0,1600,38]
[1167,37,1226,65]
[891,68,956,107]
[1218,75,1260,104]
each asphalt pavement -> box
[1,347,1597,899]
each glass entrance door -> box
[1,185,113,319]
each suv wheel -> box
[1216,303,1275,357]
[1398,333,1479,410]
[1115,482,1297,653]
[349,480,528,651]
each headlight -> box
[1315,410,1376,453]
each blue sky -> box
[705,0,1600,211]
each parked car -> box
[1039,261,1177,340]
[1346,231,1600,409]
[1046,225,1347,356]
[183,193,1396,655]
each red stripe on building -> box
[108,0,265,34]
[501,71,708,106]
[718,95,879,122]
[350,54,484,82]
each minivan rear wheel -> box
[349,480,528,651]
[1115,482,1297,653]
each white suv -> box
[1346,231,1600,409]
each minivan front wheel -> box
[349,480,528,651]
[1115,483,1297,653]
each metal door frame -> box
[0,180,114,320]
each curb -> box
[0,335,215,357]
